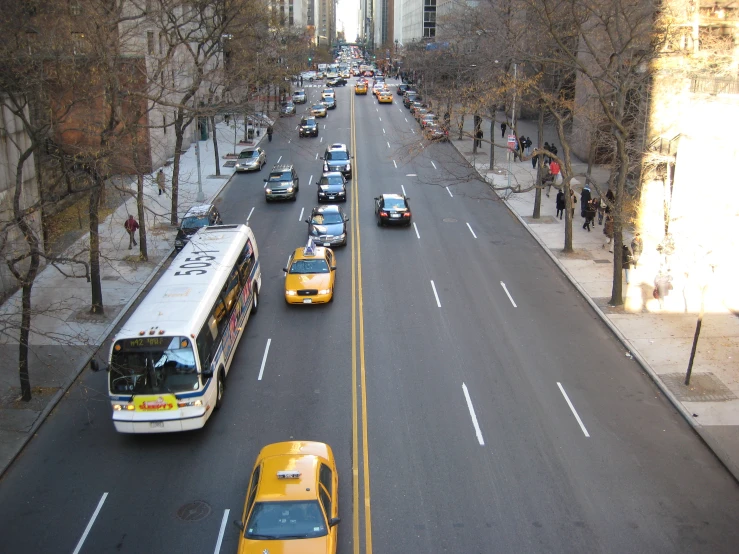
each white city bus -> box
[93,224,261,433]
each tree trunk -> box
[563,179,573,252]
[489,117,495,170]
[18,282,34,401]
[137,174,148,261]
[211,115,220,176]
[89,181,104,314]
[171,118,184,226]
[533,103,545,219]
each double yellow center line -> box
[350,90,373,554]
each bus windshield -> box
[110,336,199,394]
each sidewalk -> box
[451,111,739,481]
[0,116,271,475]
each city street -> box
[0,78,738,554]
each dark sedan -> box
[327,77,348,87]
[317,172,347,202]
[305,204,349,247]
[374,193,412,227]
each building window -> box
[71,32,85,54]
[147,31,155,55]
[70,1,82,16]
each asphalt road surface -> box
[0,78,738,554]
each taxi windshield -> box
[245,500,327,540]
[110,336,199,394]
[312,105,325,110]
[289,259,329,274]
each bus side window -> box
[223,267,240,311]
[196,318,217,370]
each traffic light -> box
[308,57,312,62]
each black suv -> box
[299,116,319,137]
[175,204,222,251]
[321,143,353,179]
[264,164,300,202]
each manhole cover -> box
[443,218,457,223]
[176,500,212,521]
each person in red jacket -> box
[124,215,139,249]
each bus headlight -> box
[178,399,203,408]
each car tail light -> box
[403,212,411,218]
[380,211,387,217]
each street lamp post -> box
[507,63,517,191]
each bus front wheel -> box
[215,370,225,409]
[251,286,259,314]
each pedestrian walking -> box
[525,137,532,156]
[653,270,673,309]
[267,124,274,142]
[475,128,484,148]
[156,169,166,196]
[517,136,526,161]
[300,75,304,86]
[580,185,592,218]
[532,153,538,170]
[569,189,578,218]
[631,232,643,267]
[543,162,554,196]
[602,214,614,251]
[124,215,139,250]
[500,122,507,138]
[622,244,634,284]
[556,190,565,220]
[551,144,558,157]
[549,159,561,185]
[543,142,551,163]
[596,197,605,224]
[583,198,597,231]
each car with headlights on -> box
[235,147,266,172]
[234,441,340,553]
[374,193,412,227]
[321,143,352,179]
[316,172,347,203]
[299,116,319,137]
[264,164,299,202]
[311,104,328,118]
[306,205,349,247]
[283,241,336,304]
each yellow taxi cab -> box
[354,81,368,95]
[284,239,336,304]
[378,90,393,103]
[235,441,340,554]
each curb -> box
[451,139,739,483]
[0,133,256,478]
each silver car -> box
[235,147,267,172]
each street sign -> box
[507,134,517,150]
